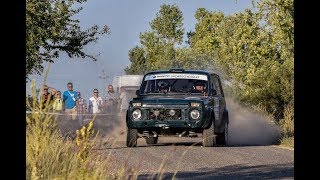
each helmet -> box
[158,80,169,91]
[158,80,169,88]
[194,80,205,86]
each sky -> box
[26,0,253,101]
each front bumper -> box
[126,107,211,129]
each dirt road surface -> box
[93,135,293,179]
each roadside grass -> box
[279,136,294,149]
[278,104,294,148]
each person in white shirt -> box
[88,89,103,114]
[119,87,130,113]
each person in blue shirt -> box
[63,82,79,121]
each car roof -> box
[144,69,219,77]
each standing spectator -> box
[53,91,63,112]
[77,91,87,126]
[52,91,63,120]
[104,85,119,114]
[40,84,56,110]
[63,82,78,121]
[88,89,103,114]
[119,87,130,114]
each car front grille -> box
[147,109,183,120]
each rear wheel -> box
[126,128,138,147]
[202,122,216,147]
[146,137,158,145]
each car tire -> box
[202,121,216,147]
[146,137,158,145]
[217,123,228,146]
[126,128,138,147]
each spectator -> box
[104,85,120,114]
[119,87,130,114]
[77,91,87,126]
[40,84,56,110]
[88,89,103,114]
[53,91,63,112]
[63,82,78,121]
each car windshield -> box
[140,73,209,95]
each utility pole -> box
[98,70,108,98]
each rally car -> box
[126,68,229,147]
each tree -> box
[150,4,184,45]
[125,46,146,74]
[26,0,110,80]
[126,4,184,72]
[188,0,293,119]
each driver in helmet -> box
[193,80,207,95]
[158,81,169,93]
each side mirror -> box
[136,90,140,96]
[212,89,217,96]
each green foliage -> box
[26,0,110,80]
[150,4,184,45]
[175,48,213,70]
[125,46,147,74]
[125,4,184,74]
[188,1,293,119]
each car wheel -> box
[146,137,158,145]
[217,123,228,146]
[126,128,138,147]
[202,121,216,147]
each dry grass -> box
[280,136,294,149]
[278,104,294,148]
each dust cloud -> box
[226,97,280,146]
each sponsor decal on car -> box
[144,73,208,81]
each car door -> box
[211,74,226,124]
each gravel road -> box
[93,135,293,179]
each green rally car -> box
[126,68,229,147]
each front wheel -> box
[126,128,138,147]
[216,123,228,146]
[202,122,216,147]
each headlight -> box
[191,102,201,107]
[169,109,175,116]
[190,109,200,119]
[132,109,142,120]
[132,102,142,107]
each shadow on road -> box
[136,163,294,179]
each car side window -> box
[211,74,223,96]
